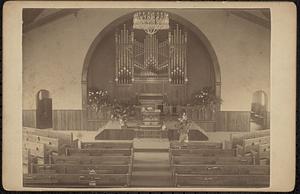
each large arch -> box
[81,10,221,109]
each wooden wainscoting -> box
[52,110,82,130]
[23,110,36,128]
[216,111,250,132]
[23,110,109,131]
[53,110,109,130]
[23,109,251,132]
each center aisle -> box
[130,138,172,187]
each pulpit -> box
[141,108,161,128]
[137,93,164,137]
[138,93,163,128]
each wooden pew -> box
[171,156,254,165]
[244,136,270,147]
[251,143,270,165]
[231,130,270,148]
[23,133,59,153]
[23,173,130,187]
[170,149,236,157]
[81,141,133,149]
[172,164,269,176]
[52,155,132,165]
[23,141,45,158]
[258,143,270,160]
[23,149,33,174]
[236,136,270,164]
[32,164,130,174]
[170,141,223,150]
[66,148,132,156]
[23,141,46,164]
[23,141,47,173]
[23,127,74,149]
[174,174,270,187]
[236,136,270,153]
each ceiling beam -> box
[23,9,80,33]
[230,11,270,30]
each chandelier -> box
[133,11,169,35]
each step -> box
[132,170,171,176]
[130,175,172,187]
[133,164,170,171]
[133,138,170,149]
[134,152,170,161]
[134,148,169,152]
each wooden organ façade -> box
[114,24,188,104]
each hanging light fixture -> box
[133,11,169,35]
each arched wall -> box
[81,11,221,109]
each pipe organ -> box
[115,24,187,85]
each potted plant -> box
[191,87,222,120]
[87,88,110,112]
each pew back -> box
[23,141,45,158]
[23,133,59,153]
[67,148,132,156]
[24,173,130,187]
[81,141,133,149]
[175,174,270,187]
[52,155,132,165]
[170,149,236,157]
[170,141,223,149]
[23,127,73,147]
[32,164,130,174]
[244,136,270,147]
[231,130,270,148]
[173,164,269,175]
[172,156,254,165]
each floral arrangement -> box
[192,87,222,111]
[176,112,191,143]
[88,88,110,112]
[110,101,136,120]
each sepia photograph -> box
[2,1,296,191]
[21,7,271,188]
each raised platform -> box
[95,119,209,140]
[95,128,208,141]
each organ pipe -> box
[184,31,187,81]
[168,25,187,84]
[115,24,134,84]
[115,32,118,83]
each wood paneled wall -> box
[216,111,250,132]
[52,110,82,130]
[22,110,109,131]
[23,109,251,132]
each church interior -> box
[22,8,271,188]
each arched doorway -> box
[250,90,269,130]
[81,10,221,109]
[36,89,52,129]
